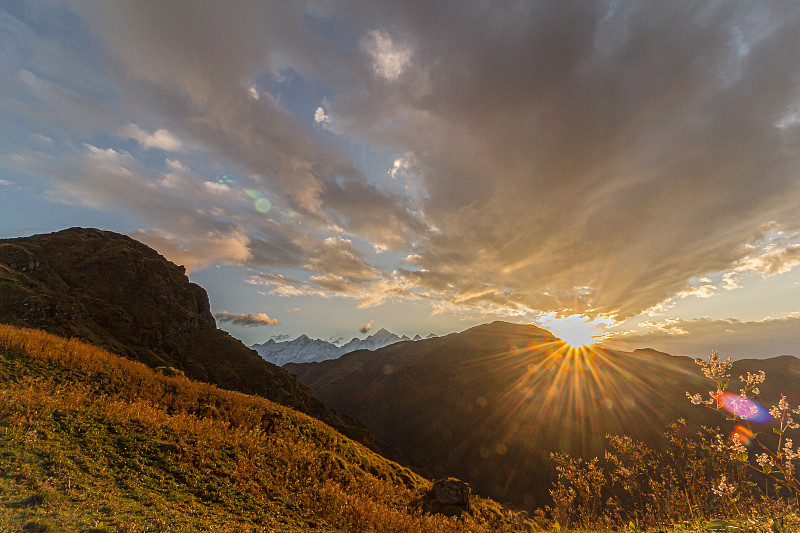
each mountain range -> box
[252,329,437,365]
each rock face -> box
[0,228,365,438]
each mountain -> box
[252,328,434,366]
[287,321,800,512]
[0,228,363,439]
[0,324,528,532]
[252,335,344,366]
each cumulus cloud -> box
[314,106,330,124]
[214,311,281,326]
[360,321,373,334]
[733,242,800,277]
[120,123,182,151]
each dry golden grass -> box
[0,324,527,532]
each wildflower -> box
[730,437,747,459]
[712,475,736,497]
[686,392,703,405]
[784,439,799,461]
[697,350,732,381]
[756,453,774,468]
[740,370,765,391]
[780,395,789,411]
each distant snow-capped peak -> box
[251,329,436,366]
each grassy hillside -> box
[0,324,528,532]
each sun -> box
[557,325,597,349]
[538,313,611,349]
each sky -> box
[1,1,800,359]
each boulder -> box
[433,478,470,512]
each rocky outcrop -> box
[0,228,366,439]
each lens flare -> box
[254,198,271,213]
[716,392,772,423]
[245,189,272,213]
[731,424,754,446]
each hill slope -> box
[0,228,359,437]
[0,325,527,532]
[287,321,800,511]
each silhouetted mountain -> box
[253,327,431,365]
[0,228,365,438]
[287,321,800,512]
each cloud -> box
[676,278,718,299]
[120,123,182,151]
[248,273,327,298]
[214,311,281,326]
[6,2,800,326]
[326,1,800,319]
[362,29,412,81]
[360,321,373,334]
[131,229,252,274]
[722,272,743,290]
[303,236,380,280]
[605,315,800,359]
[271,334,291,341]
[314,106,330,124]
[733,242,800,277]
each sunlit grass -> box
[0,324,526,532]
